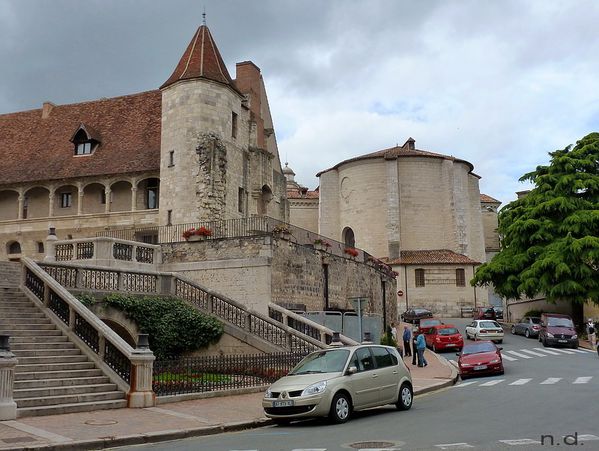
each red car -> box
[416,318,443,336]
[457,341,504,379]
[423,325,463,352]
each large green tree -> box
[472,132,599,305]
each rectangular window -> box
[238,187,244,213]
[456,268,466,287]
[169,150,175,167]
[76,142,92,155]
[415,268,425,287]
[22,196,28,219]
[231,112,238,138]
[167,209,172,226]
[61,192,72,208]
[37,242,44,253]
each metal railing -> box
[153,352,305,396]
[21,258,155,406]
[38,262,327,354]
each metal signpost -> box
[350,297,369,342]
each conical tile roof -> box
[161,25,236,90]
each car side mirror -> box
[455,352,460,356]
[347,366,358,375]
[497,347,503,351]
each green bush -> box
[98,294,224,359]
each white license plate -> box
[273,400,294,407]
[474,365,487,370]
[445,343,456,347]
[558,339,567,343]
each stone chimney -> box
[42,102,55,119]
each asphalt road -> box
[116,318,599,451]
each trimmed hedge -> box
[80,293,223,358]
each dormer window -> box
[71,124,101,156]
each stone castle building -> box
[0,24,287,261]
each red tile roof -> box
[480,193,501,204]
[316,138,475,177]
[383,249,481,265]
[161,25,238,92]
[0,90,161,186]
[286,188,319,199]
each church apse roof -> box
[0,90,161,186]
[316,138,475,177]
[161,24,240,93]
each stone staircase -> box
[0,261,127,417]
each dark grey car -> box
[511,316,541,338]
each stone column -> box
[77,186,84,215]
[127,334,156,408]
[17,194,24,220]
[104,188,112,214]
[48,187,55,218]
[0,335,17,421]
[131,186,138,212]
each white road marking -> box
[505,350,532,359]
[549,348,575,355]
[569,348,588,353]
[573,376,592,384]
[498,438,541,445]
[577,347,596,353]
[456,381,477,387]
[501,354,518,361]
[577,434,599,441]
[518,349,546,357]
[533,347,560,355]
[509,378,532,385]
[291,449,327,451]
[435,443,474,449]
[540,377,561,384]
[478,379,505,386]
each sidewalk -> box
[0,350,457,451]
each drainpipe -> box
[473,264,477,308]
[403,265,409,310]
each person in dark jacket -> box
[411,327,419,366]
[402,325,412,357]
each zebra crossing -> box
[456,375,595,388]
[450,345,595,364]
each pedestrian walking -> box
[411,327,419,366]
[586,318,596,350]
[416,332,428,367]
[402,325,412,357]
[390,322,398,343]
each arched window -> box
[342,227,355,248]
[8,241,22,254]
[258,185,273,215]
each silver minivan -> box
[262,344,413,424]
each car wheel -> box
[571,343,578,350]
[329,392,352,423]
[498,367,504,375]
[525,329,530,338]
[460,374,468,381]
[474,334,478,341]
[396,383,413,411]
[542,338,548,347]
[511,325,516,335]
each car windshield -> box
[530,318,541,324]
[290,349,350,375]
[438,328,459,335]
[480,321,501,328]
[547,318,574,327]
[421,319,441,327]
[414,309,429,314]
[462,343,496,355]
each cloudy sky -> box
[2,0,598,207]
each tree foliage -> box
[472,133,599,305]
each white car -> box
[465,320,504,343]
[262,345,413,424]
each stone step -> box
[14,383,119,399]
[2,329,61,336]
[0,312,47,319]
[11,348,81,357]
[0,321,56,329]
[16,361,96,374]
[15,375,111,389]
[16,368,104,381]
[10,336,69,344]
[16,390,125,408]
[17,399,128,418]
[0,305,39,311]
[17,355,89,365]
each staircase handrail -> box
[268,303,359,346]
[20,258,155,407]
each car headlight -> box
[490,359,500,364]
[546,333,554,338]
[301,380,327,396]
[572,335,578,339]
[264,388,272,398]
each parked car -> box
[511,316,541,338]
[472,306,497,320]
[457,341,504,379]
[465,320,504,343]
[492,306,504,320]
[401,308,433,324]
[423,325,463,352]
[539,313,578,349]
[416,318,444,336]
[262,344,413,424]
